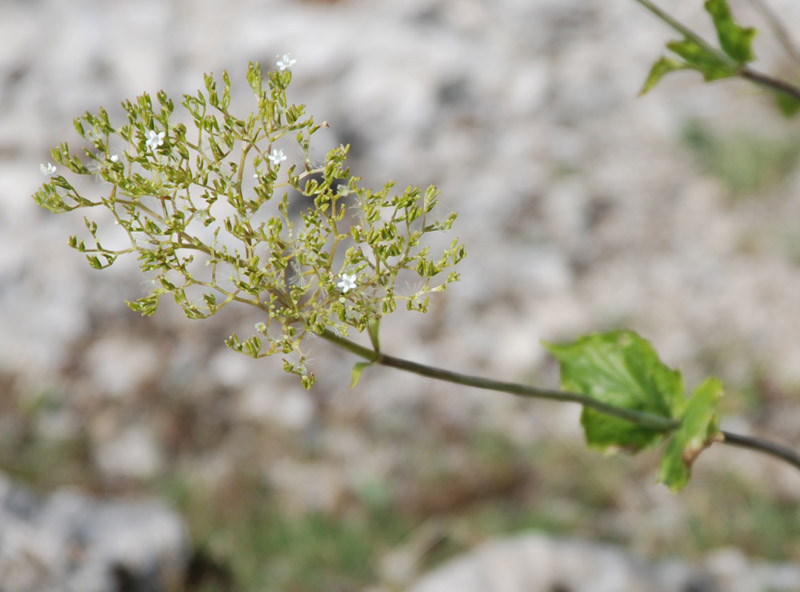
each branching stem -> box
[720,430,800,471]
[748,0,800,65]
[635,0,800,102]
[633,0,733,66]
[738,66,800,101]
[319,329,800,473]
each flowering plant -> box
[34,0,800,492]
[34,61,464,389]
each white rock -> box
[0,472,188,592]
[94,424,164,480]
[410,532,800,592]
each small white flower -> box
[268,148,287,166]
[276,53,296,71]
[336,273,357,294]
[145,130,165,151]
[109,154,119,162]
[255,322,267,333]
[40,162,57,176]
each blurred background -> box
[2,0,800,590]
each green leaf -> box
[350,361,373,389]
[87,255,102,269]
[666,39,737,82]
[704,0,756,64]
[640,56,687,95]
[776,90,800,118]
[544,330,684,453]
[127,292,162,316]
[367,319,381,353]
[659,377,723,491]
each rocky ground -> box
[2,0,800,590]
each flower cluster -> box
[32,61,464,388]
[145,130,165,151]
[276,53,296,71]
[336,273,357,293]
[268,148,286,165]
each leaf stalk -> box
[319,329,800,472]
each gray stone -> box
[0,472,189,592]
[409,533,800,592]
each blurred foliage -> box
[680,118,800,197]
[155,425,800,590]
[1,387,799,590]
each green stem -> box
[738,66,800,102]
[320,328,378,360]
[720,430,800,471]
[319,329,800,471]
[319,329,678,431]
[635,0,800,102]
[378,352,679,429]
[748,0,800,65]
[633,0,737,68]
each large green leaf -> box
[659,377,723,490]
[705,0,757,64]
[544,331,684,453]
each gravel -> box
[3,0,800,588]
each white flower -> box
[40,162,57,176]
[268,148,287,166]
[336,273,357,294]
[276,53,296,71]
[255,322,267,333]
[145,130,165,151]
[109,154,119,162]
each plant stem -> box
[748,0,800,66]
[720,430,800,471]
[320,329,677,431]
[738,66,800,102]
[377,350,680,430]
[633,0,736,67]
[635,0,800,102]
[319,329,800,472]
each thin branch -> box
[635,0,800,103]
[748,0,800,66]
[738,66,800,101]
[721,429,800,471]
[375,350,679,430]
[633,0,737,67]
[319,329,800,473]
[320,329,677,431]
